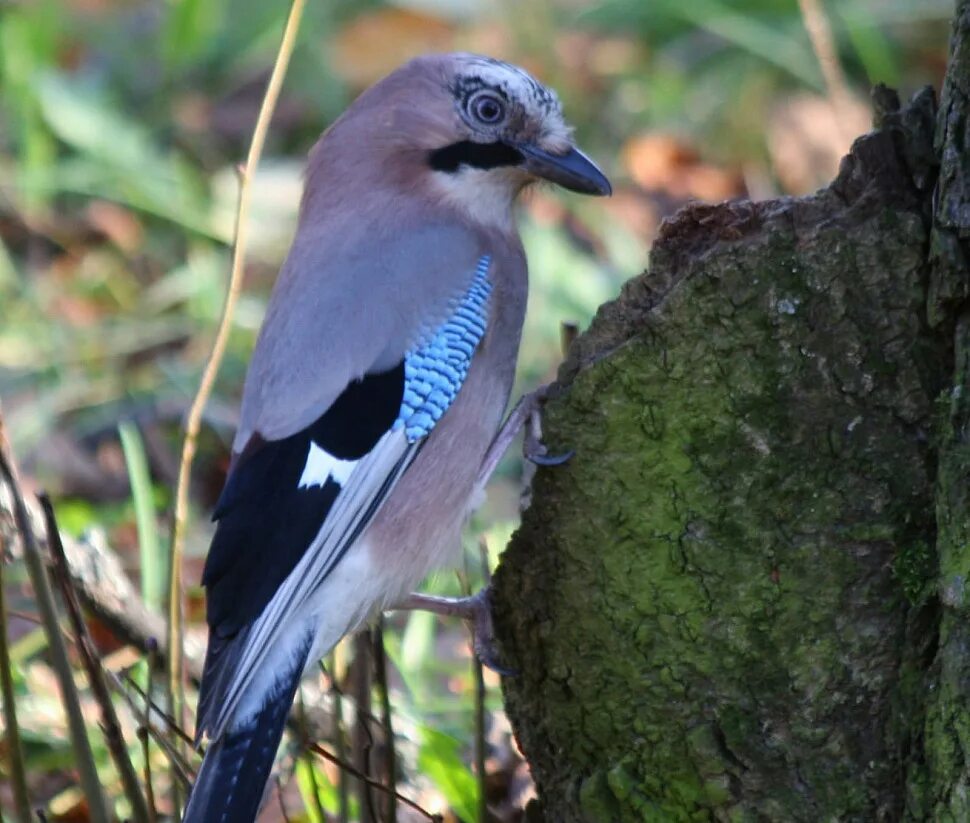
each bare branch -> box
[41,493,151,823]
[0,415,111,822]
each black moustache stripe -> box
[428,140,523,172]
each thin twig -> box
[298,688,328,822]
[309,743,443,823]
[108,668,197,792]
[166,0,308,752]
[373,621,397,823]
[797,0,856,143]
[324,655,350,823]
[139,722,194,792]
[473,540,491,823]
[106,667,195,791]
[0,418,111,823]
[5,608,42,624]
[143,641,158,823]
[1,492,208,682]
[560,320,579,356]
[353,631,376,823]
[276,774,292,823]
[41,493,151,823]
[473,643,488,823]
[120,670,197,750]
[0,526,32,822]
[1,495,340,735]
[139,728,158,823]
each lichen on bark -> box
[493,85,950,821]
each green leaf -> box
[162,0,228,66]
[417,726,478,823]
[8,625,48,664]
[295,757,339,821]
[400,608,436,677]
[28,71,215,237]
[836,3,901,85]
[658,0,822,89]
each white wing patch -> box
[297,442,358,489]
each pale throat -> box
[429,166,524,231]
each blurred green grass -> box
[0,0,950,819]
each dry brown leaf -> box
[47,291,104,326]
[554,31,644,93]
[767,92,871,194]
[172,92,212,134]
[99,643,143,671]
[85,200,143,254]
[623,133,743,202]
[48,786,89,822]
[87,613,128,656]
[458,20,514,65]
[332,8,457,88]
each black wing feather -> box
[196,362,404,737]
[202,360,405,641]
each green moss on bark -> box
[921,4,970,816]
[494,93,947,821]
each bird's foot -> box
[393,588,516,676]
[521,386,574,467]
[476,385,572,488]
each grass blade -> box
[119,421,164,611]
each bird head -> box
[425,53,611,197]
[312,53,610,228]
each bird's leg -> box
[475,385,573,490]
[392,388,568,675]
[391,588,515,676]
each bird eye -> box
[467,91,506,125]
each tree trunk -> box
[493,8,970,822]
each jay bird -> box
[184,52,610,823]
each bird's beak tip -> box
[517,143,612,198]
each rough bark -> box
[492,15,970,820]
[923,2,970,819]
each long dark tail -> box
[183,651,307,823]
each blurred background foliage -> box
[0,0,951,820]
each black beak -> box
[517,143,612,196]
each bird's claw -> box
[474,637,518,677]
[467,589,518,677]
[526,447,574,467]
[393,588,517,676]
[523,392,572,469]
[475,384,573,489]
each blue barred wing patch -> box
[394,255,493,442]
